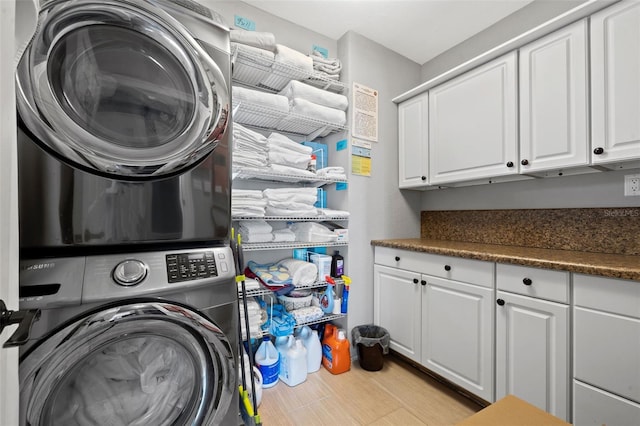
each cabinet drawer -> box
[574,380,640,426]
[574,306,640,403]
[374,246,429,273]
[574,273,640,318]
[497,264,569,303]
[374,247,494,287]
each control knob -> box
[113,259,148,286]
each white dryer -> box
[17,247,238,425]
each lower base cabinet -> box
[422,276,494,402]
[495,291,569,421]
[574,381,640,426]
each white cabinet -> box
[422,275,494,402]
[398,92,429,189]
[573,273,640,425]
[373,264,422,362]
[495,264,570,421]
[374,247,495,401]
[429,52,518,184]
[519,20,589,174]
[591,0,640,168]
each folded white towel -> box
[232,189,264,199]
[278,258,318,286]
[279,80,348,111]
[268,145,311,170]
[230,30,276,52]
[268,132,313,154]
[272,228,296,242]
[232,199,267,209]
[241,232,273,243]
[317,208,350,218]
[232,209,265,218]
[290,98,346,125]
[234,123,268,143]
[263,187,317,203]
[273,44,313,72]
[238,220,273,233]
[267,200,316,210]
[232,43,275,63]
[232,86,289,113]
[316,166,345,176]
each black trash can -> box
[351,325,390,371]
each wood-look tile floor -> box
[256,355,482,425]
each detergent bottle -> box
[321,324,351,374]
[275,335,294,380]
[320,276,335,314]
[280,339,308,387]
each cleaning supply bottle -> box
[319,276,335,314]
[280,339,308,386]
[254,336,279,388]
[330,251,344,277]
[296,326,322,373]
[322,325,351,374]
[275,335,294,379]
[340,275,351,314]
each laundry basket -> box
[351,325,390,371]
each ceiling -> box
[240,0,535,64]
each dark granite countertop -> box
[371,238,640,281]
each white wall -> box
[337,31,422,332]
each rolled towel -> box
[230,30,276,52]
[290,98,346,125]
[279,80,348,111]
[278,258,318,286]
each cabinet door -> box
[519,20,589,173]
[591,1,640,165]
[429,52,518,184]
[422,276,494,402]
[398,92,429,188]
[496,291,569,421]
[373,265,421,362]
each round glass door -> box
[16,0,229,179]
[20,301,235,425]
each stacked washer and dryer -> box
[14,0,238,424]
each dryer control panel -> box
[166,251,218,283]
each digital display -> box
[166,251,218,283]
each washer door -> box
[20,301,235,426]
[16,0,229,179]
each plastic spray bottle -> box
[340,275,351,314]
[320,276,335,314]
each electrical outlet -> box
[624,174,640,196]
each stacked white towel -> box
[230,30,276,52]
[266,132,312,170]
[263,187,318,217]
[311,50,342,80]
[279,81,348,111]
[238,220,273,243]
[232,189,267,217]
[317,166,347,180]
[290,98,346,126]
[233,123,268,169]
[261,44,314,90]
[272,228,296,242]
[239,297,268,340]
[232,86,289,114]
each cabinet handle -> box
[421,176,427,181]
[506,161,514,168]
[521,159,529,166]
[444,265,451,272]
[523,278,532,286]
[413,278,419,284]
[593,147,604,155]
[496,299,505,306]
[395,256,400,262]
[421,280,426,286]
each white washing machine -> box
[17,247,238,425]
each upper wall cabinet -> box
[591,1,640,168]
[398,92,429,189]
[519,20,589,175]
[429,52,518,185]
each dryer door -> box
[16,0,229,179]
[19,300,235,426]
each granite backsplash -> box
[420,208,640,256]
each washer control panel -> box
[166,250,218,283]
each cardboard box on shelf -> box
[455,395,570,426]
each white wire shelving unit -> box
[240,240,348,252]
[232,167,347,186]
